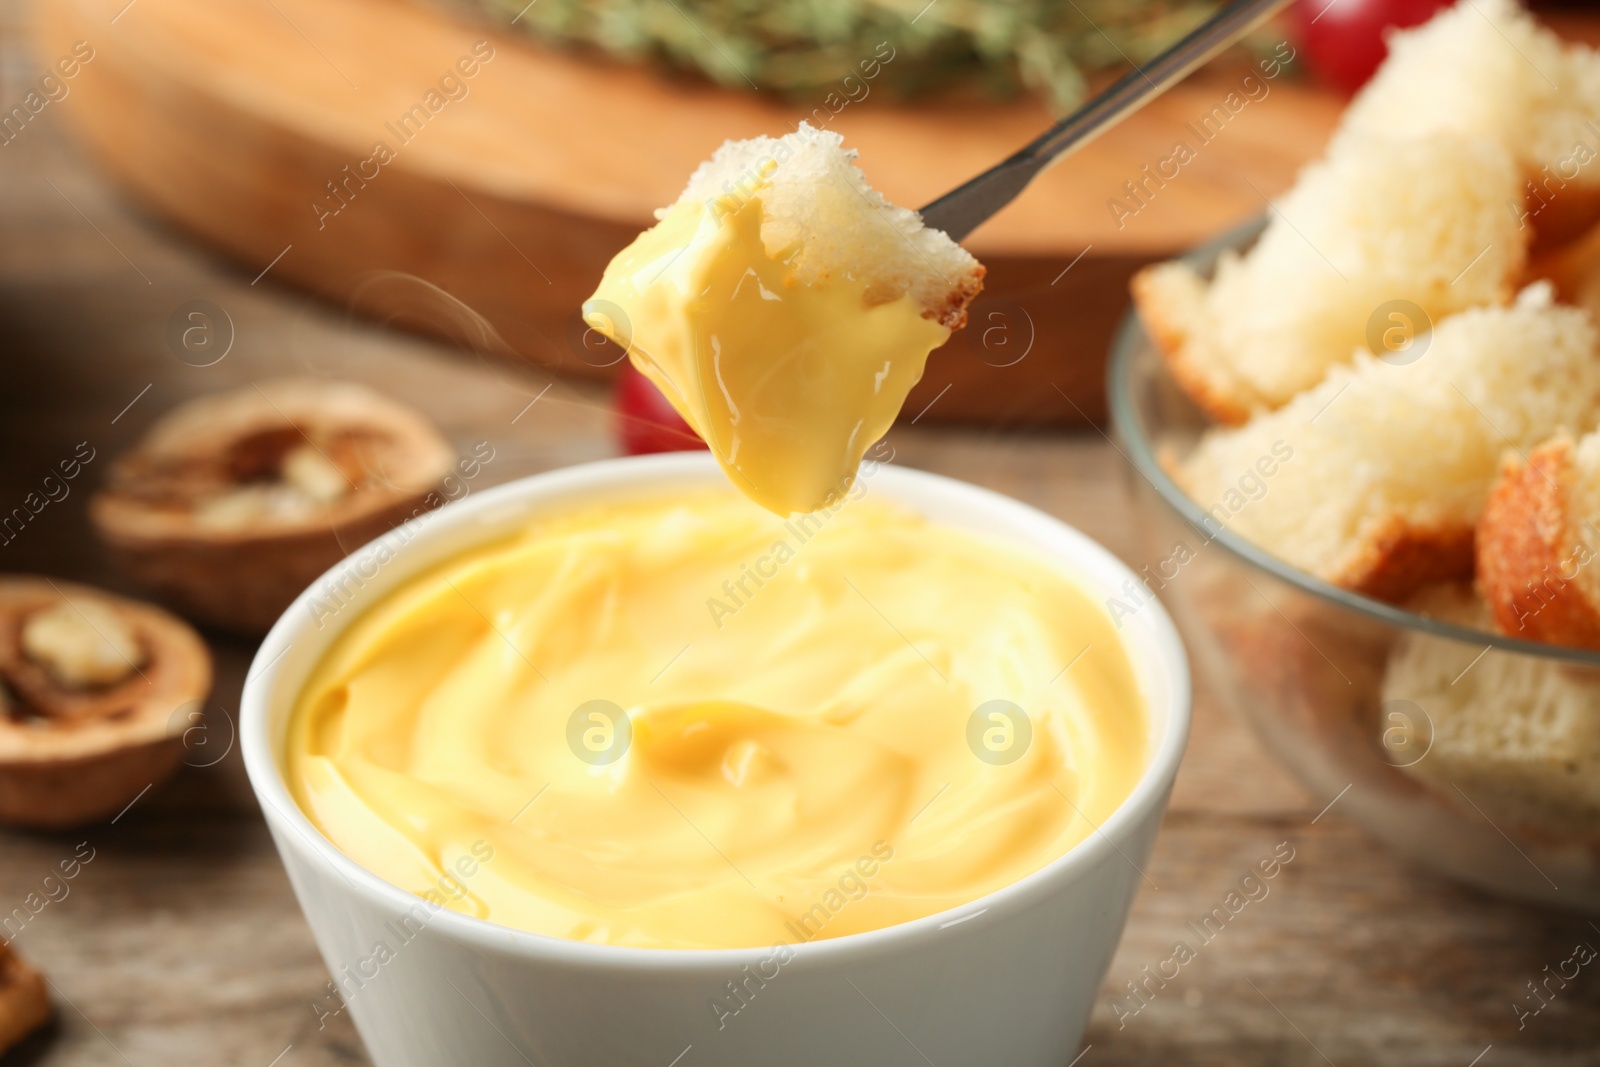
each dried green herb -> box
[456,0,1228,112]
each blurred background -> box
[1,0,1598,1063]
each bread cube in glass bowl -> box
[1109,221,1600,913]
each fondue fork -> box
[918,0,1296,241]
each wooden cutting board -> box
[37,0,1344,423]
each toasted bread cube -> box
[1176,285,1600,602]
[1338,0,1600,242]
[669,124,984,330]
[1383,583,1600,843]
[1134,134,1524,423]
[587,123,985,515]
[1478,429,1600,646]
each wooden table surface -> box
[2,3,1599,1065]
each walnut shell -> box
[0,578,212,829]
[90,379,454,635]
[0,942,50,1057]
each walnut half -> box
[0,578,212,828]
[0,942,50,1058]
[90,379,454,635]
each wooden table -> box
[2,4,1598,1065]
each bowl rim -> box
[1106,218,1600,667]
[240,452,1192,969]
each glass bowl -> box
[1107,221,1600,914]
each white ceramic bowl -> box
[241,454,1191,1067]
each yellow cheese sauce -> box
[584,189,950,517]
[287,489,1147,950]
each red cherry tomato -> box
[1290,0,1453,95]
[613,362,707,455]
